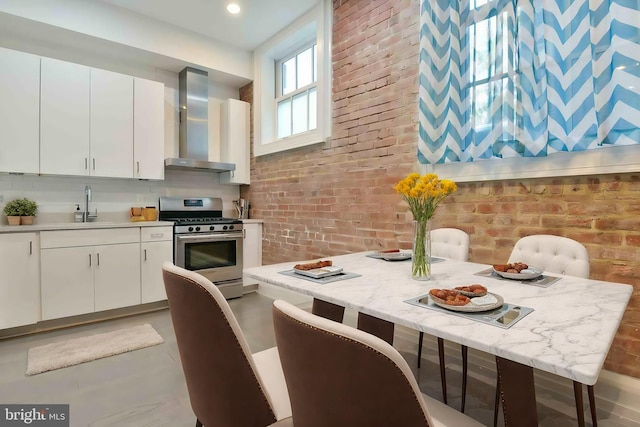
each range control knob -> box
[188,227,193,232]
[209,225,215,231]
[195,226,201,232]
[229,225,234,230]
[223,225,228,230]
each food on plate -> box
[493,262,529,273]
[293,260,333,271]
[429,289,471,306]
[454,284,487,295]
[379,249,400,253]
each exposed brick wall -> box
[241,0,640,378]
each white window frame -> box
[253,0,331,157]
[275,41,317,139]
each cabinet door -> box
[220,99,250,185]
[94,243,141,311]
[41,246,94,320]
[134,78,165,180]
[0,233,40,329]
[40,57,91,176]
[90,68,134,178]
[0,48,40,174]
[243,222,263,269]
[141,240,173,303]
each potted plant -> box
[3,199,23,225]
[19,198,38,225]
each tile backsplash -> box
[0,169,240,225]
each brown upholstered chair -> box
[162,262,292,427]
[272,299,485,427]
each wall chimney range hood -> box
[164,67,236,173]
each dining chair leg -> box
[196,419,202,427]
[417,332,424,368]
[588,385,598,427]
[437,337,448,404]
[461,345,468,412]
[493,376,500,427]
[573,381,586,427]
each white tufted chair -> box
[498,234,592,427]
[417,228,470,410]
[507,234,590,278]
[431,228,471,262]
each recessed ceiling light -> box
[226,3,241,14]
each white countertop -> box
[244,251,633,385]
[0,221,174,233]
[242,219,263,224]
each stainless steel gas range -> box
[159,196,243,299]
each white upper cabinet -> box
[40,57,91,176]
[0,48,40,174]
[91,68,134,178]
[220,99,250,185]
[134,78,165,180]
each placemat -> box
[365,253,446,263]
[474,268,561,288]
[278,269,362,284]
[405,295,533,329]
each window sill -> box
[425,145,640,182]
[255,131,325,157]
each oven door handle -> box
[176,233,241,242]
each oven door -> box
[175,232,243,284]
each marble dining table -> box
[244,251,633,426]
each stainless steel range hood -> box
[165,67,235,173]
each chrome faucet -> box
[83,185,97,222]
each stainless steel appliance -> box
[159,196,243,299]
[164,67,235,173]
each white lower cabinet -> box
[141,227,173,303]
[40,228,141,320]
[0,233,40,329]
[243,222,263,285]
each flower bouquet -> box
[395,173,457,279]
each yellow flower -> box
[394,172,456,222]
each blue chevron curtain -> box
[418,0,640,165]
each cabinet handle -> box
[89,254,92,267]
[97,253,100,266]
[93,158,96,170]
[150,233,163,238]
[243,229,246,239]
[85,158,88,170]
[29,241,32,255]
[144,249,147,261]
[137,161,140,173]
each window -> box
[253,1,331,156]
[418,0,640,181]
[276,42,317,139]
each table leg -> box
[461,344,468,412]
[311,299,345,323]
[496,357,538,427]
[357,312,394,345]
[573,381,586,427]
[437,337,448,404]
[588,385,597,427]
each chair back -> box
[507,235,590,278]
[162,262,278,427]
[272,299,435,427]
[431,228,470,261]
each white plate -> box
[493,266,543,280]
[381,250,412,261]
[294,266,344,279]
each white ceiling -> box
[97,0,320,51]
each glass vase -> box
[412,219,431,280]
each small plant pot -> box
[7,216,21,226]
[20,216,34,225]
